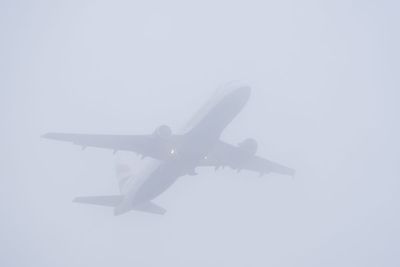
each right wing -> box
[42,133,181,161]
[200,140,295,176]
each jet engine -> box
[238,138,258,156]
[154,125,172,139]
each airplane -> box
[42,82,295,215]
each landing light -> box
[170,149,175,155]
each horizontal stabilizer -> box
[74,195,166,216]
[134,202,166,215]
[73,195,123,207]
[113,201,166,216]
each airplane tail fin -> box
[73,195,123,207]
[115,163,133,192]
[74,195,166,216]
[114,153,140,193]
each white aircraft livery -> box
[43,82,295,215]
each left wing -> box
[200,140,295,176]
[42,133,181,161]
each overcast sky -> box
[1,0,399,266]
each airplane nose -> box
[239,86,251,97]
[219,81,252,105]
[236,86,251,102]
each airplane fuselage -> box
[120,85,251,212]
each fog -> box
[1,0,399,266]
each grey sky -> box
[1,0,399,266]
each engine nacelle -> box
[238,138,258,156]
[154,125,172,139]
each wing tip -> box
[41,133,51,139]
[41,132,60,140]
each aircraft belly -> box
[132,162,184,203]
